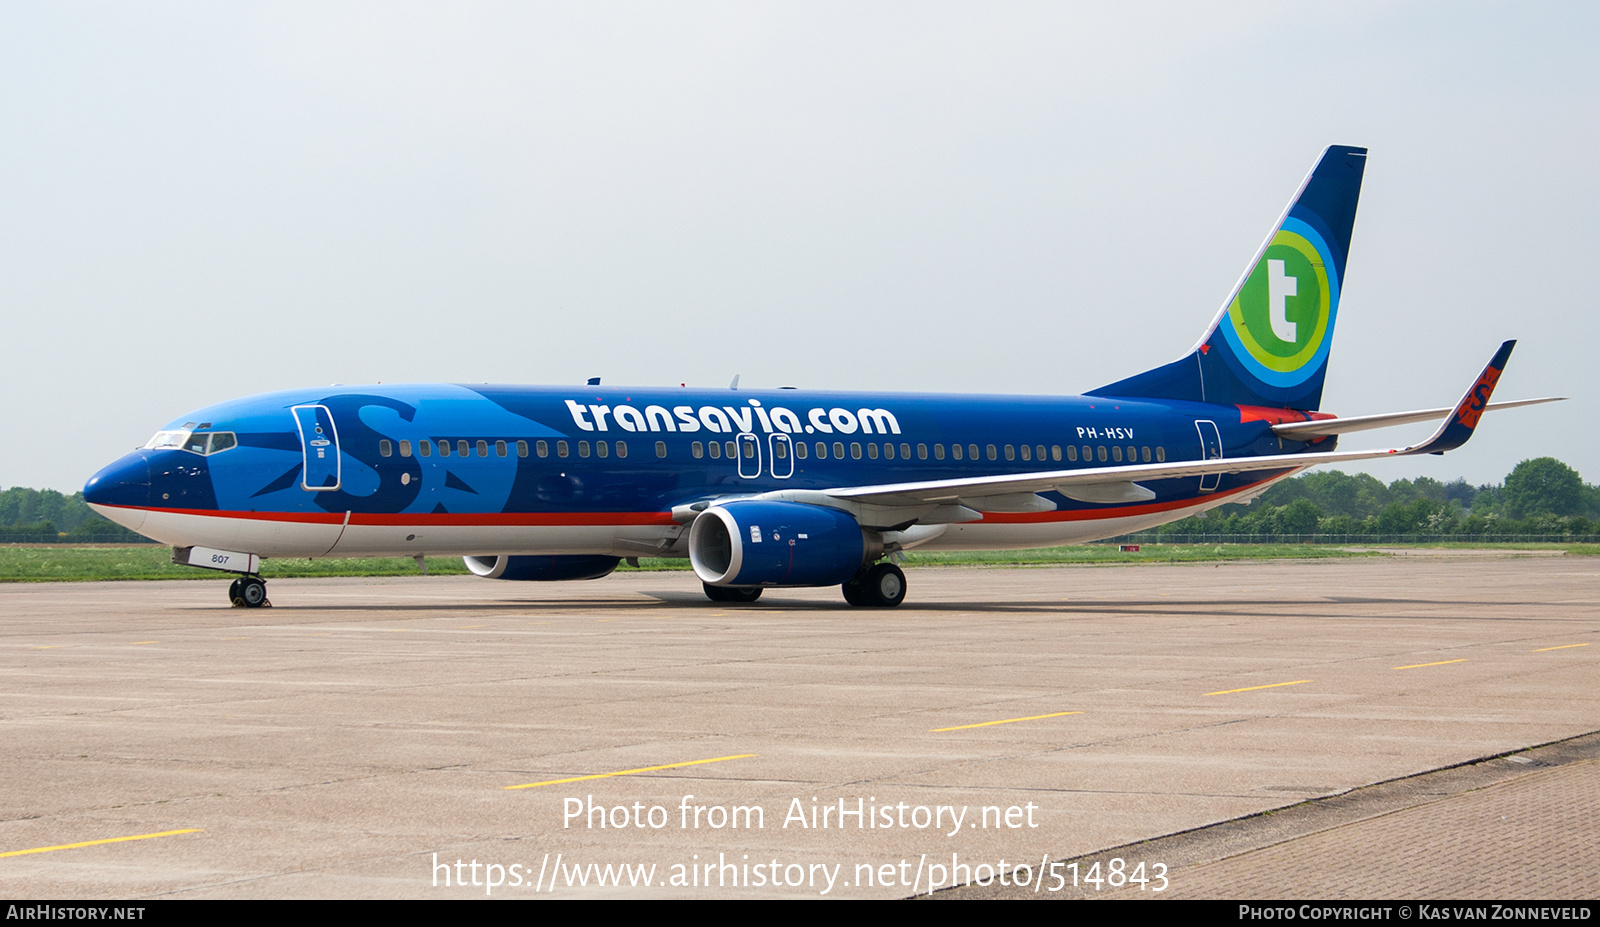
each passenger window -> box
[1156,446,1166,462]
[900,443,910,459]
[474,440,486,457]
[656,441,667,458]
[775,441,787,459]
[1036,445,1046,461]
[851,442,862,459]
[1097,446,1107,462]
[379,439,393,457]
[399,439,412,457]
[867,443,878,459]
[1005,445,1015,461]
[1051,445,1061,462]
[557,440,569,458]
[1083,445,1092,461]
[692,441,704,458]
[952,444,963,460]
[833,442,844,459]
[795,442,807,459]
[987,445,997,461]
[496,440,507,457]
[517,440,528,458]
[815,442,827,459]
[420,440,432,457]
[439,440,451,457]
[741,441,752,459]
[458,440,470,457]
[597,441,608,458]
[917,443,928,460]
[577,441,590,457]
[1142,446,1151,462]
[536,440,548,458]
[1112,446,1122,462]
[709,441,720,459]
[1020,444,1030,461]
[1066,445,1076,462]
[880,443,891,460]
[934,444,944,460]
[969,444,979,460]
[617,440,627,458]
[726,441,736,459]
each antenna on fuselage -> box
[728,374,740,390]
[587,377,601,386]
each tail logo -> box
[1219,217,1341,389]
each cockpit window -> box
[145,430,237,456]
[144,430,191,451]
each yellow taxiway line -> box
[1205,680,1312,696]
[505,754,757,790]
[1,829,202,859]
[931,711,1083,732]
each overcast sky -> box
[3,2,1595,493]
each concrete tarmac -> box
[1,555,1595,899]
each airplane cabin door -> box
[1195,420,1222,493]
[768,433,794,479]
[292,405,342,491]
[736,432,762,479]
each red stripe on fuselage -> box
[97,473,1288,529]
[96,505,676,527]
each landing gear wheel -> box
[237,576,269,608]
[228,578,245,607]
[859,562,907,608]
[704,583,763,603]
[841,580,868,607]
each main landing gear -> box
[703,583,763,603]
[842,562,906,608]
[698,562,907,608]
[228,575,271,608]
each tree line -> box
[1123,457,1600,542]
[0,488,148,542]
[3,456,1596,544]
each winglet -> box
[1403,340,1515,455]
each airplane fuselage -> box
[85,383,1316,562]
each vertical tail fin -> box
[1092,145,1367,410]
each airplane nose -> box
[84,453,152,531]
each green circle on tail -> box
[1227,230,1330,374]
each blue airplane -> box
[84,146,1558,609]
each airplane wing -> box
[1269,396,1563,439]
[806,341,1525,513]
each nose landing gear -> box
[228,576,270,608]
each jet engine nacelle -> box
[463,554,620,581]
[689,500,877,587]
